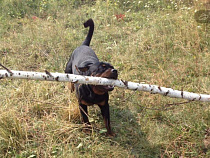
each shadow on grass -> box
[110,105,161,157]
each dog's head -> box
[78,62,118,94]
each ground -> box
[0,0,209,157]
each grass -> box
[0,0,209,157]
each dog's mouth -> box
[102,73,118,91]
[97,85,115,91]
[93,75,116,92]
[93,68,118,92]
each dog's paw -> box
[106,132,116,137]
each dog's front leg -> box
[79,104,90,125]
[79,103,92,133]
[98,103,115,136]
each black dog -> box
[65,19,118,136]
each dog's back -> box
[71,46,99,75]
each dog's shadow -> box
[107,98,161,157]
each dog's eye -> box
[102,65,106,69]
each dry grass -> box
[0,0,209,157]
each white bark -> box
[0,70,209,102]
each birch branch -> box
[0,70,209,102]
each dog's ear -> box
[77,61,93,72]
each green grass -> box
[0,0,209,157]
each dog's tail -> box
[82,19,94,46]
